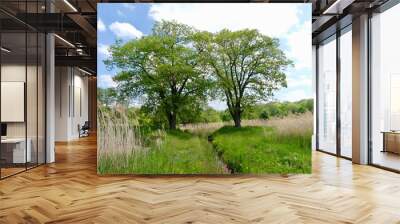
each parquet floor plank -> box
[0,135,400,223]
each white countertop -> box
[1,138,30,143]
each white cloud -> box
[149,3,301,38]
[109,22,143,39]
[149,3,311,70]
[97,18,106,32]
[98,43,111,57]
[285,21,312,69]
[146,3,313,103]
[98,74,117,88]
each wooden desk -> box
[381,131,400,154]
[1,138,31,163]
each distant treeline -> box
[98,87,312,128]
[195,99,313,124]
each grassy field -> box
[98,130,228,174]
[211,126,311,174]
[98,107,312,174]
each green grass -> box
[211,126,311,174]
[98,130,228,174]
[98,118,312,175]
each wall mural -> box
[97,3,313,174]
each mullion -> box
[336,29,341,157]
[25,0,28,171]
[367,11,373,165]
[44,0,47,164]
[0,23,2,179]
[316,45,319,151]
[36,0,39,168]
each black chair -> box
[79,121,90,138]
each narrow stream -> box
[207,135,233,174]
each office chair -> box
[79,121,90,138]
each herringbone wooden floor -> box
[1,135,400,224]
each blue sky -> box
[98,3,312,110]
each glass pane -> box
[318,36,337,154]
[38,32,45,165]
[340,29,352,158]
[1,31,27,177]
[27,31,38,169]
[371,4,400,171]
[26,0,38,169]
[0,0,46,178]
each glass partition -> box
[38,32,45,165]
[317,35,337,154]
[1,30,28,177]
[0,1,46,179]
[27,31,38,169]
[371,3,400,171]
[339,27,352,158]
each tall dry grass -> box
[97,105,224,174]
[265,112,313,135]
[181,112,313,136]
[97,105,168,173]
[97,105,145,156]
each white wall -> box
[1,65,26,139]
[1,65,41,137]
[1,63,46,164]
[72,73,89,137]
[55,67,89,141]
[55,66,70,141]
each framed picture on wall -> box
[1,82,25,122]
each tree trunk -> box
[233,108,241,128]
[167,112,177,130]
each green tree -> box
[200,107,222,123]
[105,20,210,129]
[194,29,292,127]
[98,87,118,106]
[260,110,270,120]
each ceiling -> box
[311,0,390,43]
[0,0,98,75]
[1,0,396,74]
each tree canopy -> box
[98,87,118,107]
[193,29,292,127]
[105,20,211,129]
[105,21,292,129]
